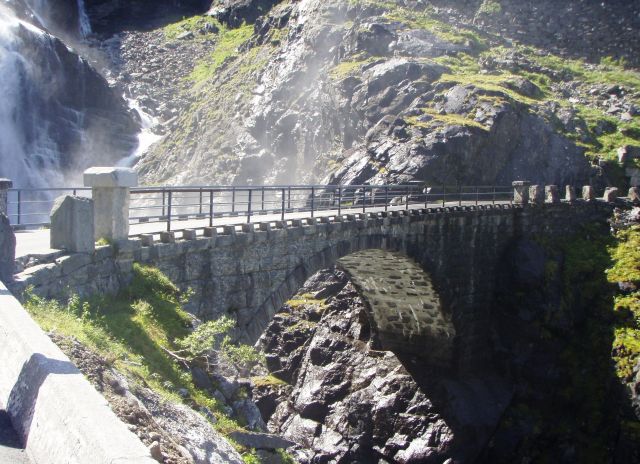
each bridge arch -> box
[243,230,455,367]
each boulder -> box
[0,214,15,283]
[50,196,95,253]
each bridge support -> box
[0,178,12,217]
[83,167,138,242]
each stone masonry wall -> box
[9,202,614,357]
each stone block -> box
[582,185,595,201]
[203,226,218,238]
[629,187,640,203]
[512,181,531,204]
[83,167,138,188]
[140,234,155,246]
[50,195,95,253]
[603,187,619,203]
[545,185,559,204]
[565,185,576,202]
[222,225,237,235]
[0,214,15,282]
[529,185,544,205]
[160,231,175,243]
[183,229,197,240]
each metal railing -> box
[7,184,514,230]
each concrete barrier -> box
[0,282,155,464]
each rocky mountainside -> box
[92,0,640,189]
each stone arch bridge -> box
[10,199,615,366]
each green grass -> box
[477,0,502,15]
[406,108,489,131]
[251,375,289,388]
[24,264,247,437]
[329,57,378,79]
[189,24,255,84]
[163,15,222,41]
[285,293,328,311]
[607,226,640,380]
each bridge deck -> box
[15,200,501,259]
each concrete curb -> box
[0,282,155,464]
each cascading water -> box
[0,2,139,193]
[76,0,91,38]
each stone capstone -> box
[545,185,559,204]
[50,195,95,253]
[512,181,531,205]
[529,185,544,205]
[582,185,595,201]
[83,167,138,188]
[603,187,619,203]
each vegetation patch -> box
[406,107,488,131]
[164,15,221,41]
[23,264,263,453]
[189,24,255,85]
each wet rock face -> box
[84,0,211,32]
[134,0,601,188]
[256,268,473,463]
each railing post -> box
[475,186,479,206]
[363,188,367,213]
[0,179,12,219]
[162,189,166,218]
[247,189,252,223]
[385,185,389,211]
[288,186,291,210]
[281,188,285,221]
[458,185,462,207]
[493,186,496,205]
[425,185,429,208]
[442,184,446,207]
[311,187,315,218]
[199,188,203,215]
[405,186,409,210]
[209,190,214,227]
[17,190,21,225]
[338,186,342,216]
[167,190,172,232]
[261,187,265,212]
[232,187,236,214]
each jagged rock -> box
[228,431,295,450]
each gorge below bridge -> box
[8,182,620,368]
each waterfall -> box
[0,4,139,192]
[76,0,91,38]
[0,6,65,188]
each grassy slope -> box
[338,1,640,168]
[23,264,282,463]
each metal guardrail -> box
[7,184,514,230]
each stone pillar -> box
[512,181,531,205]
[529,185,544,205]
[603,187,619,203]
[83,167,138,242]
[0,213,15,283]
[565,185,576,202]
[545,185,559,204]
[0,178,12,217]
[629,187,640,203]
[582,185,595,201]
[50,196,95,253]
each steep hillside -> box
[104,0,640,188]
